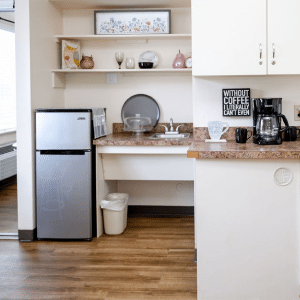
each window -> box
[0,21,16,132]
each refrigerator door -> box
[36,111,91,150]
[36,151,92,239]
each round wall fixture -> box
[273,168,293,186]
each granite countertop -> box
[187,140,300,159]
[93,125,300,158]
[93,133,194,146]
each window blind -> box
[0,19,15,132]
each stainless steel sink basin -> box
[149,133,190,139]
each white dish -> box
[138,51,158,68]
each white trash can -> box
[101,193,129,235]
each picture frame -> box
[94,10,171,35]
[222,88,251,117]
[61,40,80,69]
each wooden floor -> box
[0,182,18,234]
[0,183,197,300]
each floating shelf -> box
[49,0,191,10]
[54,33,191,43]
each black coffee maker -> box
[252,98,289,145]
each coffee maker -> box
[252,98,289,145]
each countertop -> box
[187,140,300,159]
[93,133,194,146]
[93,129,300,159]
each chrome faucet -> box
[159,118,183,134]
[169,118,174,132]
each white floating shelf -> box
[49,0,191,10]
[52,68,192,73]
[54,33,191,43]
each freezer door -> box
[36,151,92,239]
[36,111,91,150]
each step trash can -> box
[101,193,129,235]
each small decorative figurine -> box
[80,54,94,69]
[172,50,186,69]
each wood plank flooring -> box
[0,182,18,234]
[0,182,197,299]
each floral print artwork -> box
[62,40,80,69]
[95,11,170,35]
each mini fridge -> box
[35,109,105,240]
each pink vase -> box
[172,50,186,69]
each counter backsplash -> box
[113,123,194,134]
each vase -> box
[172,50,185,69]
[80,54,94,69]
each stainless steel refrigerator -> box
[35,109,99,240]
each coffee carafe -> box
[252,98,289,145]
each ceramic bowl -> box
[138,62,154,69]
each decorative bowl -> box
[138,62,154,69]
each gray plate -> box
[121,94,160,128]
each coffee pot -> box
[252,98,289,145]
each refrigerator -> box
[35,109,104,240]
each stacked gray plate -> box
[121,94,160,130]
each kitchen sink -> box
[149,133,190,139]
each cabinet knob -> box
[259,61,263,65]
[271,60,276,65]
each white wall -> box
[62,7,193,133]
[193,75,300,127]
[64,75,192,134]
[16,0,64,231]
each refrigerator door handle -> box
[39,150,89,155]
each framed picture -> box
[94,10,171,35]
[62,40,80,69]
[222,88,251,117]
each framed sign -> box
[222,88,250,117]
[94,10,171,35]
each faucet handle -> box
[159,124,169,132]
[175,124,183,132]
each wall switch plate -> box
[106,73,117,84]
[294,105,300,121]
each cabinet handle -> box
[259,43,262,59]
[271,43,276,65]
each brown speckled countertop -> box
[93,125,300,159]
[187,140,300,159]
[93,133,194,146]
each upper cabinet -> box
[267,0,300,75]
[192,0,300,76]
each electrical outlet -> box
[106,73,118,84]
[294,105,300,121]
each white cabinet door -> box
[268,0,300,74]
[195,159,300,299]
[192,0,267,76]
